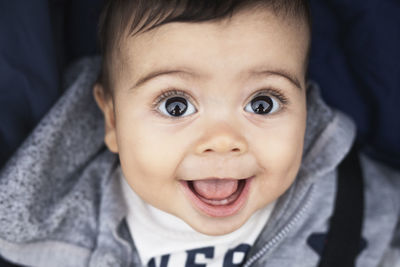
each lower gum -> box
[188,180,246,206]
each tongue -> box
[192,179,238,200]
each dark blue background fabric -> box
[0,0,103,168]
[0,1,59,168]
[308,0,400,168]
[0,0,399,170]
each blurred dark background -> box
[0,0,399,170]
[0,0,103,171]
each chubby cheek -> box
[115,109,189,206]
[251,115,305,208]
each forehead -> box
[116,8,310,89]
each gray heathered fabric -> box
[0,58,399,267]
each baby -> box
[94,0,309,265]
[0,0,399,267]
[94,0,309,235]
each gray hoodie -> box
[0,58,399,267]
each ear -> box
[93,83,119,153]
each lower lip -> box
[180,177,253,218]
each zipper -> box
[243,185,315,267]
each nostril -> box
[196,135,247,154]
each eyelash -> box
[251,88,289,106]
[151,89,194,109]
[151,87,289,117]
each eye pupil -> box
[166,97,188,116]
[251,96,273,114]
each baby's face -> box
[96,8,309,235]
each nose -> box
[194,123,248,155]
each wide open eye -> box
[158,96,196,117]
[244,95,280,115]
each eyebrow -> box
[248,69,302,90]
[130,67,302,91]
[130,70,197,91]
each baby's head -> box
[94,0,311,236]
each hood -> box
[0,58,109,247]
[0,57,355,260]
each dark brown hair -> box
[97,0,311,96]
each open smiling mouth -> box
[180,177,253,217]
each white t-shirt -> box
[119,173,275,267]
